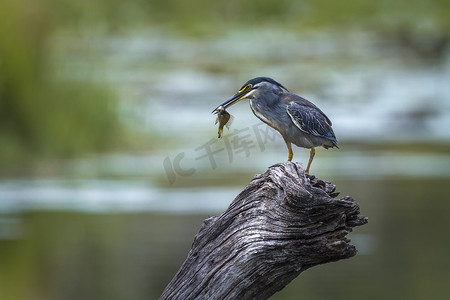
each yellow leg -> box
[285,141,293,161]
[305,148,315,175]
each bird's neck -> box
[249,98,282,132]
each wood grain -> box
[160,161,368,300]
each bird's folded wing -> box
[286,102,335,139]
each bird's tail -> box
[324,139,339,149]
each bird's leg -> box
[286,143,293,161]
[305,148,315,175]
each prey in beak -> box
[215,106,234,138]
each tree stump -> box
[160,161,368,300]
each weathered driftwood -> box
[160,161,368,300]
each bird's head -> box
[212,77,288,113]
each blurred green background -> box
[1,0,450,299]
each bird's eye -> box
[238,84,253,93]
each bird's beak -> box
[212,88,252,114]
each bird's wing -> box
[286,101,336,141]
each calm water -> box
[1,177,449,300]
[1,29,450,299]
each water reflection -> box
[1,177,449,300]
[0,146,449,214]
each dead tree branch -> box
[160,162,368,300]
